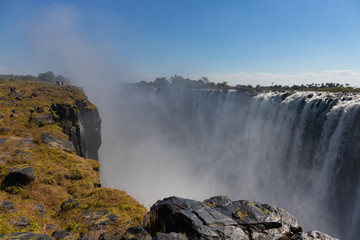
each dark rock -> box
[31,92,38,97]
[76,100,102,161]
[149,196,338,240]
[121,226,151,240]
[0,127,10,134]
[203,195,232,208]
[2,165,36,186]
[33,106,44,113]
[0,201,16,211]
[150,196,248,240]
[0,232,52,240]
[46,224,57,231]
[152,233,187,240]
[10,216,30,228]
[30,114,55,126]
[51,101,102,160]
[41,134,76,153]
[98,232,109,240]
[52,230,70,239]
[34,203,47,213]
[81,209,118,230]
[15,97,22,101]
[78,235,97,240]
[61,198,81,210]
[0,138,7,145]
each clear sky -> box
[1,0,360,86]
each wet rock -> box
[121,226,151,240]
[30,114,55,126]
[52,230,70,239]
[2,165,36,186]
[0,231,52,240]
[41,134,76,153]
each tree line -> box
[133,75,360,93]
[0,71,70,84]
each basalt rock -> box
[144,196,338,240]
[41,134,76,153]
[2,165,36,186]
[50,100,101,160]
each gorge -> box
[100,88,360,239]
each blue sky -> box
[1,0,360,86]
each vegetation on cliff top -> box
[133,75,360,93]
[0,78,147,239]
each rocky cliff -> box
[0,79,146,239]
[50,98,102,161]
[0,78,339,240]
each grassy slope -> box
[0,79,147,238]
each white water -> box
[100,89,360,239]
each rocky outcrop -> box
[125,196,338,240]
[1,165,36,187]
[76,100,102,161]
[51,99,101,160]
[41,134,76,153]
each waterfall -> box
[101,89,360,239]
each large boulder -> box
[148,196,338,240]
[2,165,36,186]
[150,196,249,239]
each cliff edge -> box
[0,79,147,239]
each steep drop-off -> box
[104,88,360,239]
[0,79,146,239]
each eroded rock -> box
[41,134,75,153]
[146,196,338,240]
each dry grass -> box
[0,79,147,238]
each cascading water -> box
[101,88,360,239]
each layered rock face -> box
[51,100,101,160]
[124,196,338,240]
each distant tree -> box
[154,77,170,88]
[38,71,56,83]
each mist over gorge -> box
[99,88,360,239]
